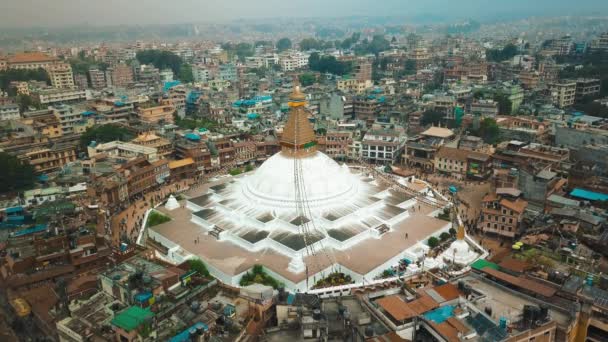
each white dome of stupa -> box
[240,151,360,209]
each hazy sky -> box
[2,0,607,27]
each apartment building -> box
[125,158,170,197]
[354,59,372,82]
[361,130,404,164]
[0,104,20,121]
[434,146,493,180]
[550,81,577,108]
[353,96,383,121]
[87,141,159,162]
[1,229,110,289]
[478,191,528,238]
[575,78,601,101]
[47,62,75,89]
[52,104,91,135]
[137,103,176,124]
[21,109,63,138]
[590,32,608,52]
[89,69,107,89]
[36,88,87,105]
[21,142,79,173]
[131,133,173,159]
[337,79,372,94]
[470,99,499,118]
[317,131,352,159]
[279,51,309,71]
[106,63,134,88]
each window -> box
[509,218,513,224]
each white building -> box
[279,51,309,71]
[36,88,87,105]
[87,141,159,162]
[0,104,20,121]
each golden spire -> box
[280,85,317,156]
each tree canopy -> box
[222,42,255,62]
[80,124,135,148]
[276,38,292,52]
[0,152,37,193]
[136,49,183,75]
[0,68,50,92]
[486,44,519,62]
[178,64,194,83]
[298,73,316,87]
[308,53,352,76]
[477,118,501,144]
[421,110,445,126]
[355,35,391,56]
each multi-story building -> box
[590,32,608,52]
[478,191,528,238]
[361,130,404,164]
[35,88,87,105]
[354,59,372,82]
[20,142,79,173]
[51,104,91,135]
[136,64,160,86]
[317,131,353,160]
[337,79,372,94]
[518,70,541,90]
[470,100,498,118]
[353,96,383,121]
[159,69,174,83]
[106,63,134,88]
[47,62,74,89]
[550,80,577,108]
[1,228,110,289]
[121,157,170,198]
[434,146,492,180]
[219,63,238,82]
[131,133,173,159]
[137,103,176,124]
[20,109,63,138]
[4,52,58,70]
[0,104,20,121]
[87,141,159,162]
[575,78,601,101]
[192,65,210,83]
[279,51,309,71]
[89,68,107,89]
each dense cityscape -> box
[0,4,608,342]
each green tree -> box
[178,64,194,83]
[16,94,35,113]
[80,124,135,148]
[421,110,445,126]
[486,44,519,62]
[308,53,352,75]
[298,73,316,86]
[478,118,500,144]
[440,232,451,241]
[404,59,417,75]
[494,93,513,115]
[189,258,210,277]
[0,152,36,193]
[300,38,323,51]
[0,68,50,92]
[428,236,440,249]
[136,49,183,75]
[276,38,292,52]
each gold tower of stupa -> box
[280,86,317,157]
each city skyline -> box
[2,0,608,28]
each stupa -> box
[439,189,479,266]
[186,86,414,272]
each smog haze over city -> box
[1,0,608,341]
